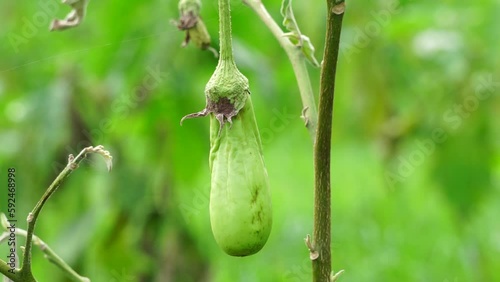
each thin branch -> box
[219,0,234,62]
[0,218,90,282]
[243,0,318,141]
[16,145,111,281]
[312,1,345,281]
[40,243,90,282]
[0,257,18,281]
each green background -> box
[1,0,499,281]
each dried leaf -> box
[50,0,90,31]
[89,145,113,171]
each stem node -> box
[332,2,345,15]
[27,213,34,223]
[305,234,319,260]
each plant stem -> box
[7,145,111,282]
[0,258,18,281]
[219,0,234,62]
[3,222,90,282]
[243,0,317,140]
[20,159,77,281]
[313,1,344,282]
[35,237,90,282]
[20,154,84,280]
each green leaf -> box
[281,0,300,36]
[280,0,320,67]
[300,35,320,67]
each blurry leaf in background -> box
[432,103,493,219]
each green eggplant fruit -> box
[182,58,272,256]
[208,94,272,256]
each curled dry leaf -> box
[88,145,113,172]
[50,0,90,31]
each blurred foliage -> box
[1,0,499,281]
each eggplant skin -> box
[209,95,272,257]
